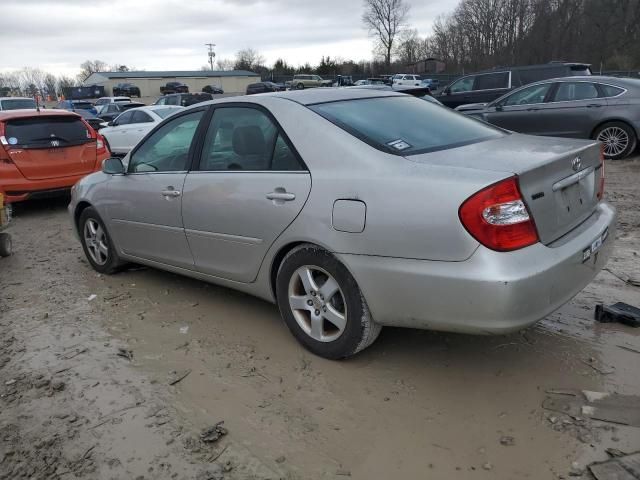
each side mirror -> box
[443,88,451,95]
[102,157,125,175]
[108,121,115,127]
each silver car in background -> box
[456,76,640,159]
[69,89,615,359]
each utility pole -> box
[205,43,216,71]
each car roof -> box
[523,75,640,87]
[0,109,80,121]
[257,87,404,106]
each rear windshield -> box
[73,102,94,110]
[5,116,90,148]
[310,96,503,155]
[1,99,37,110]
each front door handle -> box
[587,104,602,108]
[266,192,295,201]
[162,189,181,197]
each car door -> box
[536,81,608,138]
[469,71,511,104]
[106,109,206,268]
[439,75,475,108]
[484,82,555,134]
[123,110,156,151]
[104,110,134,152]
[181,104,311,282]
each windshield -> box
[1,99,37,110]
[5,116,90,148]
[310,96,503,155]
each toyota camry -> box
[69,89,615,359]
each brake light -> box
[96,133,108,155]
[459,176,539,252]
[597,145,605,200]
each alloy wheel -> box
[84,218,109,266]
[288,265,347,342]
[597,126,629,157]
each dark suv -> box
[160,82,189,94]
[437,62,591,108]
[112,83,141,97]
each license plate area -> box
[582,228,608,263]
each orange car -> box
[0,109,109,203]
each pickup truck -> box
[160,82,189,94]
[286,74,332,90]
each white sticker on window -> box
[8,137,17,145]
[387,139,411,151]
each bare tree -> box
[362,0,410,66]
[43,73,58,100]
[78,60,109,83]
[234,48,266,71]
[216,58,235,71]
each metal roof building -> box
[83,70,259,97]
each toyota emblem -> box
[571,156,582,171]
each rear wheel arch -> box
[270,241,307,300]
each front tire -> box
[276,244,381,359]
[78,207,123,274]
[594,121,637,160]
[296,83,304,90]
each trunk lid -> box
[3,115,97,180]
[408,133,603,244]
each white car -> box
[100,105,183,154]
[353,80,369,86]
[94,96,132,109]
[392,74,422,87]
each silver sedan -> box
[69,89,615,359]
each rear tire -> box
[0,233,12,257]
[276,244,382,359]
[594,121,637,160]
[78,207,123,274]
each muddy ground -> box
[1,159,639,480]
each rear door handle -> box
[266,192,295,201]
[162,189,181,197]
[587,104,602,108]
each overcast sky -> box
[0,0,456,76]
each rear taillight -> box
[0,123,13,164]
[459,176,539,252]
[597,145,605,200]
[96,133,108,155]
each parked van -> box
[437,62,592,108]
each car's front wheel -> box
[296,83,304,90]
[594,121,637,160]
[276,244,381,359]
[79,207,123,274]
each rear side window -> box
[599,84,624,97]
[553,82,599,102]
[474,72,509,90]
[310,96,503,155]
[132,111,154,123]
[5,116,90,148]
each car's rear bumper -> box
[1,168,103,203]
[338,202,616,334]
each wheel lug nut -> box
[311,291,316,296]
[314,309,320,316]
[307,300,313,306]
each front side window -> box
[311,96,503,155]
[500,83,552,107]
[156,97,167,106]
[128,110,204,173]
[553,82,599,102]
[474,72,509,90]
[199,107,303,171]
[114,111,134,126]
[449,76,474,93]
[131,111,154,123]
[166,96,180,106]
